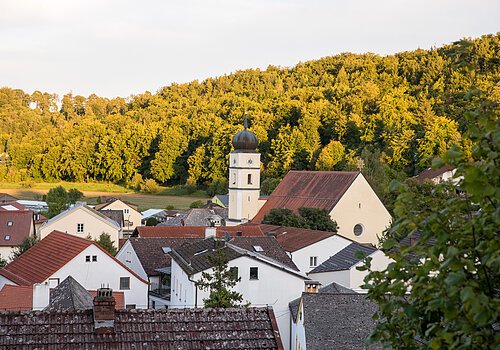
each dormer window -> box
[7,221,13,227]
[5,235,10,241]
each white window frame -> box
[77,223,84,233]
[309,256,318,267]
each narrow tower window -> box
[247,174,252,184]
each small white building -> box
[307,241,392,291]
[39,202,121,248]
[95,198,142,235]
[0,230,148,309]
[169,236,308,350]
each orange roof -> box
[252,171,359,223]
[89,290,125,309]
[135,225,264,238]
[0,285,32,311]
[0,230,148,286]
[264,226,336,252]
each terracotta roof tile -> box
[0,285,32,311]
[0,210,33,247]
[0,307,283,349]
[0,231,149,286]
[252,171,359,223]
[134,225,264,238]
[263,226,337,252]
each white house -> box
[95,198,141,235]
[38,202,121,248]
[414,165,457,184]
[252,171,392,245]
[0,230,148,309]
[261,225,353,274]
[307,241,392,291]
[169,235,308,350]
[116,236,201,308]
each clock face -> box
[248,159,253,164]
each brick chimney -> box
[304,280,321,293]
[93,287,116,334]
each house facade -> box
[38,202,121,248]
[0,231,148,309]
[169,237,308,350]
[95,198,141,234]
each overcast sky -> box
[1,0,498,99]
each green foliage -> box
[195,246,245,308]
[260,177,281,195]
[94,233,117,256]
[11,236,37,259]
[46,185,69,217]
[262,207,338,232]
[189,200,204,208]
[0,35,499,185]
[315,140,345,170]
[362,93,500,349]
[68,188,83,203]
[205,177,228,197]
[0,254,7,267]
[140,179,161,194]
[145,217,159,226]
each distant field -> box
[0,182,209,211]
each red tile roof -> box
[0,210,33,247]
[0,230,148,286]
[134,225,264,238]
[0,285,32,311]
[0,307,284,349]
[252,171,359,223]
[261,226,337,252]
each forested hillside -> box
[1,34,499,195]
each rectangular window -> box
[85,255,91,262]
[229,266,239,280]
[250,267,259,280]
[48,278,60,288]
[120,277,130,290]
[310,256,318,267]
[125,304,136,309]
[247,174,252,184]
[232,173,236,184]
[124,208,130,214]
[92,255,97,262]
[7,221,13,227]
[77,223,84,233]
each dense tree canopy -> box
[0,35,498,198]
[262,207,338,232]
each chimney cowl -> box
[304,280,321,293]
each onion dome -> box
[231,116,258,151]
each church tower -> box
[227,117,261,225]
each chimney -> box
[32,283,50,310]
[304,280,321,294]
[205,226,217,239]
[93,287,116,334]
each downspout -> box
[188,275,198,308]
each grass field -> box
[0,182,210,211]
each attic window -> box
[162,246,172,254]
[4,235,10,241]
[253,245,264,252]
[7,221,13,226]
[77,223,84,233]
[353,224,364,236]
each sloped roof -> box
[171,237,300,276]
[0,285,32,311]
[0,210,33,247]
[128,237,202,276]
[0,201,27,211]
[300,293,380,350]
[47,276,94,310]
[160,208,228,226]
[309,242,377,273]
[94,198,139,211]
[252,171,359,223]
[97,209,124,227]
[39,203,121,232]
[263,226,337,252]
[0,307,284,349]
[213,194,229,207]
[414,166,455,183]
[0,231,148,286]
[0,193,18,203]
[134,225,264,238]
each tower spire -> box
[243,113,248,129]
